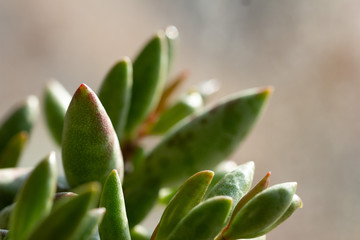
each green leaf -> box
[0,132,28,168]
[0,230,8,240]
[0,169,70,210]
[0,96,38,156]
[155,170,214,240]
[168,196,232,240]
[98,58,132,140]
[43,80,71,145]
[0,168,32,210]
[150,91,204,134]
[130,225,152,240]
[207,161,238,191]
[142,87,272,185]
[254,194,303,236]
[230,171,271,220]
[204,161,254,220]
[165,25,179,74]
[62,84,123,188]
[9,152,57,240]
[27,182,101,240]
[125,30,168,137]
[223,182,297,239]
[0,203,14,229]
[99,170,131,240]
[124,177,160,228]
[71,208,106,240]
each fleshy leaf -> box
[125,30,168,137]
[9,152,57,240]
[254,194,303,236]
[142,87,272,185]
[0,230,7,240]
[62,83,123,188]
[43,80,71,145]
[207,161,238,191]
[223,182,297,239]
[165,25,179,74]
[150,91,204,134]
[27,182,101,240]
[71,208,106,240]
[130,225,152,240]
[0,168,32,210]
[0,95,38,156]
[230,171,271,220]
[204,161,254,220]
[154,170,214,240]
[167,196,232,240]
[99,170,131,240]
[124,176,161,228]
[98,58,132,140]
[0,131,28,168]
[0,203,13,229]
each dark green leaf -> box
[71,208,106,240]
[0,132,28,168]
[0,96,38,156]
[98,58,132,140]
[125,30,168,137]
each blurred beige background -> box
[1,1,360,239]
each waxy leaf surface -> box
[151,91,204,134]
[98,58,132,140]
[0,96,38,156]
[62,84,123,187]
[71,208,106,240]
[223,182,297,239]
[44,80,71,145]
[99,170,130,240]
[168,196,232,240]
[125,31,168,137]
[9,152,57,240]
[155,170,214,240]
[204,161,254,220]
[143,87,272,185]
[0,132,28,168]
[27,182,100,240]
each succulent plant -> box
[0,26,302,240]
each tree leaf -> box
[0,132,28,168]
[223,182,297,239]
[99,170,131,240]
[9,152,57,240]
[125,30,168,137]
[43,80,71,145]
[154,170,214,240]
[98,58,132,140]
[62,84,123,188]
[168,196,232,240]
